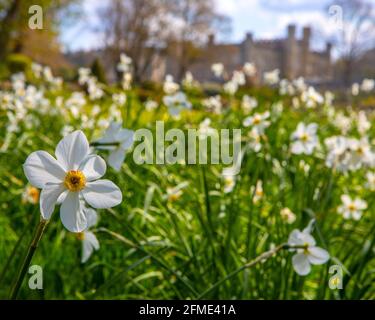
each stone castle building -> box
[158,24,333,84]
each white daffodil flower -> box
[117,53,132,73]
[163,75,180,94]
[366,172,375,191]
[243,62,256,77]
[78,203,100,263]
[23,130,122,232]
[241,95,258,114]
[280,207,296,224]
[263,69,279,85]
[211,63,224,78]
[357,111,371,135]
[338,195,367,220]
[222,167,237,193]
[232,70,246,86]
[252,180,264,204]
[96,122,135,171]
[165,182,189,202]
[290,122,319,155]
[203,95,222,114]
[351,83,359,96]
[163,92,192,118]
[243,111,270,135]
[360,78,374,92]
[223,81,238,95]
[288,220,330,276]
[198,118,216,140]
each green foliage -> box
[91,58,107,84]
[5,54,32,76]
[0,72,374,300]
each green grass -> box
[0,76,374,300]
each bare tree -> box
[328,0,375,87]
[0,0,81,62]
[97,0,173,83]
[168,0,231,80]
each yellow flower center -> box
[303,243,310,255]
[348,203,356,211]
[301,133,309,142]
[168,193,180,202]
[64,170,86,192]
[28,187,40,203]
[76,232,85,240]
[253,116,261,124]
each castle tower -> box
[284,24,298,80]
[301,26,311,78]
[241,32,253,64]
[325,42,333,80]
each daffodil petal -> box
[308,247,330,265]
[82,231,99,263]
[107,149,125,171]
[82,180,122,209]
[79,155,106,181]
[292,253,311,276]
[60,192,87,232]
[55,130,89,170]
[40,183,65,219]
[23,151,66,188]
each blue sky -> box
[61,0,335,52]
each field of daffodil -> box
[0,59,374,300]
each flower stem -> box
[90,142,120,147]
[197,243,306,299]
[9,218,48,300]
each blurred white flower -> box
[78,203,100,263]
[145,99,158,111]
[163,75,179,94]
[122,72,132,90]
[22,185,39,204]
[163,92,192,118]
[222,168,236,193]
[280,207,296,224]
[288,220,329,276]
[165,182,188,202]
[338,195,367,220]
[357,111,371,135]
[263,69,279,85]
[351,83,359,96]
[333,112,351,134]
[183,71,197,87]
[23,131,122,232]
[243,111,270,134]
[365,172,375,191]
[112,93,127,106]
[301,86,324,108]
[203,95,222,114]
[252,180,264,204]
[96,122,135,171]
[247,128,263,152]
[241,95,257,114]
[360,78,374,92]
[346,137,373,170]
[117,53,132,73]
[31,63,43,79]
[223,81,238,95]
[290,122,319,155]
[78,68,91,85]
[232,70,246,86]
[211,63,224,78]
[243,62,256,77]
